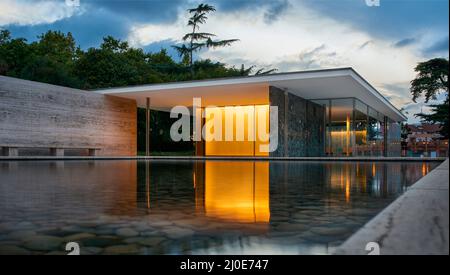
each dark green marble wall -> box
[269,86,325,157]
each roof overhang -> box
[94,68,407,122]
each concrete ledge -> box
[0,156,447,162]
[335,159,449,255]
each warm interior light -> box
[204,161,270,223]
[204,105,269,156]
[346,115,350,156]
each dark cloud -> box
[264,0,290,23]
[423,37,449,56]
[8,8,130,48]
[83,0,184,24]
[212,0,270,12]
[303,0,449,41]
[211,0,290,23]
[394,38,416,48]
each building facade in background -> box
[404,123,449,157]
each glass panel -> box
[354,102,368,156]
[387,119,401,156]
[367,107,383,156]
[355,99,367,115]
[330,99,354,156]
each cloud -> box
[83,0,185,24]
[394,38,416,48]
[7,8,131,48]
[263,0,290,23]
[302,0,449,41]
[423,37,449,56]
[359,40,372,50]
[380,82,448,123]
[0,0,82,26]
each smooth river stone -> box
[116,228,139,237]
[15,221,36,230]
[22,235,63,251]
[163,227,195,238]
[149,220,173,227]
[275,223,308,232]
[138,237,166,247]
[63,233,96,242]
[310,227,351,236]
[103,244,141,255]
[0,245,31,255]
[81,236,122,248]
[7,230,37,240]
[82,246,103,255]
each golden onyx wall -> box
[0,76,137,156]
[204,105,270,156]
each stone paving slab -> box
[335,159,449,255]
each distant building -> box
[404,123,448,157]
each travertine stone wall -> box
[0,76,137,156]
[269,86,325,157]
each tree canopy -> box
[0,29,266,90]
[410,58,448,103]
[410,58,449,138]
[172,3,239,78]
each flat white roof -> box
[95,67,407,122]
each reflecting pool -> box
[0,160,441,255]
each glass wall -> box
[354,99,368,156]
[387,119,402,156]
[329,98,354,156]
[367,107,384,156]
[312,98,400,157]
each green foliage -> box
[410,58,449,103]
[0,29,31,76]
[74,36,167,89]
[410,58,449,138]
[415,102,449,139]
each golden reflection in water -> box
[345,167,350,203]
[200,161,270,223]
[422,163,429,176]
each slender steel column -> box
[328,99,332,156]
[383,116,388,157]
[146,97,150,156]
[352,99,356,156]
[284,91,289,157]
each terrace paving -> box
[335,159,449,255]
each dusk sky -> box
[1,0,448,123]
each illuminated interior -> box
[204,105,270,156]
[204,161,270,222]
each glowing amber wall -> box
[204,105,269,156]
[204,161,270,222]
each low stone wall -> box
[269,86,325,157]
[335,159,449,255]
[0,76,137,156]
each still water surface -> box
[0,160,440,255]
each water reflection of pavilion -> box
[136,160,434,223]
